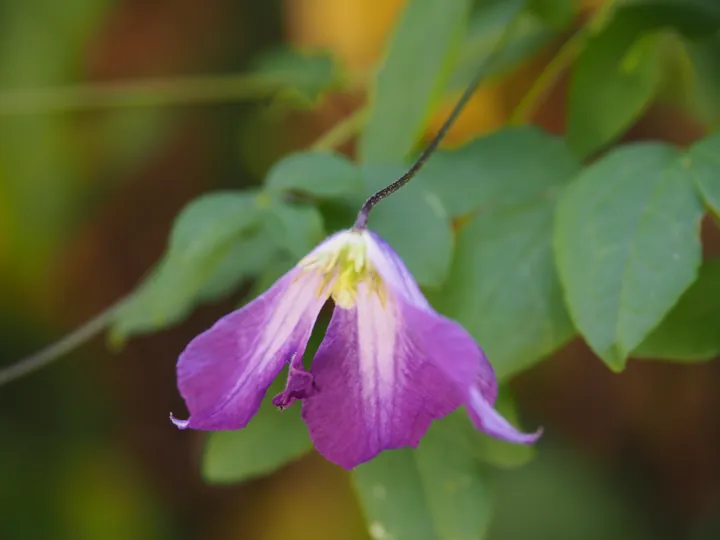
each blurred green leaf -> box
[262,198,326,259]
[527,0,575,29]
[264,151,363,199]
[447,0,551,91]
[415,126,578,218]
[362,164,453,287]
[0,0,108,281]
[353,415,493,540]
[360,0,472,162]
[567,18,666,157]
[251,48,337,108]
[628,0,720,36]
[634,259,720,361]
[202,376,312,484]
[685,35,720,128]
[554,143,704,371]
[111,192,264,343]
[688,131,720,216]
[433,196,574,380]
[424,128,578,378]
[197,230,278,302]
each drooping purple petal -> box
[172,266,328,431]
[466,387,543,443]
[302,283,462,469]
[400,298,542,445]
[364,230,540,445]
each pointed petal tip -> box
[467,388,544,445]
[170,413,190,430]
[515,426,543,445]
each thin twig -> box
[0,298,127,386]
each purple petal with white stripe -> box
[302,282,462,469]
[367,232,540,445]
[171,266,327,430]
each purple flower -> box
[171,229,541,469]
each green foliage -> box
[111,192,265,343]
[567,16,666,157]
[251,48,338,108]
[684,34,720,127]
[0,0,109,279]
[264,151,363,199]
[448,0,550,91]
[19,1,720,537]
[353,413,494,540]
[634,259,720,361]
[688,131,720,216]
[427,128,577,379]
[415,126,577,217]
[262,198,326,259]
[360,0,472,162]
[527,0,574,29]
[555,143,704,371]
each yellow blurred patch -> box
[285,0,406,69]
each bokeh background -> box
[1,0,719,539]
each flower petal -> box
[172,266,328,430]
[364,230,540,443]
[466,387,542,443]
[364,231,430,309]
[302,283,462,469]
[400,298,541,444]
[271,351,315,409]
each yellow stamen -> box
[299,231,386,309]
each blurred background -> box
[1,0,719,539]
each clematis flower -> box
[171,229,541,469]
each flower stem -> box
[353,9,523,230]
[508,0,619,125]
[0,298,126,386]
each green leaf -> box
[353,415,493,540]
[197,229,278,302]
[111,192,263,343]
[0,0,109,280]
[415,126,579,218]
[433,196,574,380]
[202,376,312,484]
[447,0,551,91]
[251,48,337,108]
[685,35,720,128]
[567,17,666,157]
[554,143,704,371]
[687,131,720,215]
[262,198,325,259]
[426,128,578,378]
[359,0,472,162]
[634,259,720,361]
[527,0,575,29]
[362,164,453,287]
[264,151,363,199]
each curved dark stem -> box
[353,27,511,230]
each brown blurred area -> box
[2,0,718,538]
